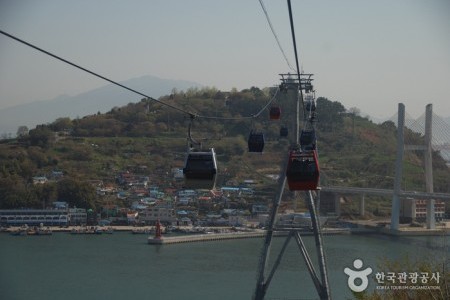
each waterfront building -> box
[400,198,445,223]
[138,204,176,225]
[0,208,89,226]
[127,211,138,224]
[68,208,87,225]
[0,209,68,226]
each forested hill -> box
[0,86,449,209]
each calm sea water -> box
[0,232,448,300]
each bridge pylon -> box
[391,103,436,230]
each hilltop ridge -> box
[0,75,202,136]
[0,86,449,217]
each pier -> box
[147,228,350,245]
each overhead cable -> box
[258,0,296,72]
[0,29,191,116]
[286,0,304,109]
[199,87,280,120]
[0,29,279,122]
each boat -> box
[103,227,114,234]
[10,225,29,236]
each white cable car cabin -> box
[182,148,217,190]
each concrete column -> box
[334,193,341,217]
[391,103,405,230]
[360,194,365,217]
[424,104,435,229]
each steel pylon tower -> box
[253,74,331,300]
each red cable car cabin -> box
[269,106,281,120]
[286,150,320,190]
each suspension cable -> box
[0,29,279,123]
[258,0,296,72]
[0,29,191,116]
[286,0,305,111]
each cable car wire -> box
[286,0,305,110]
[258,0,296,73]
[0,29,192,116]
[196,87,279,121]
[0,29,279,123]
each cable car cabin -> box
[183,148,217,189]
[280,126,288,137]
[300,129,316,151]
[286,150,320,191]
[248,131,265,153]
[269,106,281,120]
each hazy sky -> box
[1,0,449,119]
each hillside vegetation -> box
[0,86,449,215]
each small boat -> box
[11,225,28,236]
[36,227,52,235]
[103,227,114,234]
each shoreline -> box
[2,223,449,237]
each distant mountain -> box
[0,75,202,136]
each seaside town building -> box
[138,203,176,225]
[0,209,69,226]
[400,198,445,223]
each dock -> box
[148,228,350,245]
[148,231,264,244]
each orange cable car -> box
[286,149,320,191]
[269,106,281,120]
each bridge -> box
[321,186,450,201]
[321,103,450,231]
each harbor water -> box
[0,232,448,300]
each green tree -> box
[27,125,55,148]
[50,117,73,131]
[16,126,29,137]
[57,178,97,210]
[33,182,57,209]
[0,176,39,208]
[316,97,346,132]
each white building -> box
[0,209,68,226]
[138,205,175,225]
[68,208,87,225]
